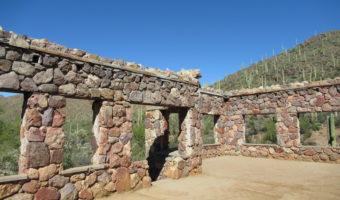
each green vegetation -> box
[202,115,215,144]
[131,105,146,161]
[300,112,340,146]
[245,114,277,144]
[168,113,180,149]
[213,31,340,91]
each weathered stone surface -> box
[129,91,143,102]
[50,149,64,164]
[45,127,64,149]
[35,188,60,200]
[0,59,11,71]
[79,189,93,200]
[26,127,45,142]
[97,172,111,184]
[12,61,35,76]
[90,183,109,198]
[110,142,123,154]
[0,72,19,89]
[116,167,131,192]
[6,50,21,60]
[120,133,133,145]
[59,83,76,95]
[42,107,53,126]
[83,173,97,188]
[21,78,38,91]
[142,176,152,188]
[0,46,5,58]
[70,173,85,183]
[22,180,40,193]
[24,142,50,168]
[5,193,33,200]
[49,175,69,188]
[60,183,78,200]
[49,96,66,108]
[52,109,66,127]
[33,68,53,84]
[38,164,57,181]
[38,84,58,93]
[0,184,21,199]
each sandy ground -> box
[100,156,340,200]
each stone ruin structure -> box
[0,29,339,199]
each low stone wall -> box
[202,144,340,163]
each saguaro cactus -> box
[328,113,337,147]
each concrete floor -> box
[100,156,340,200]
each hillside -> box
[213,30,340,91]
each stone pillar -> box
[276,112,300,147]
[19,94,66,181]
[145,108,168,158]
[174,108,202,177]
[215,115,245,147]
[92,100,132,168]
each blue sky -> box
[0,0,339,97]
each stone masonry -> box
[0,29,339,200]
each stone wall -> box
[0,30,199,107]
[200,79,340,163]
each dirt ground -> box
[100,156,340,200]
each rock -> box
[130,173,139,188]
[25,108,42,128]
[97,172,111,184]
[85,75,101,88]
[142,176,152,188]
[52,109,66,127]
[59,83,76,95]
[111,142,123,153]
[26,127,45,142]
[116,167,131,192]
[0,59,11,71]
[43,55,58,67]
[83,173,97,188]
[12,61,35,76]
[38,164,57,181]
[27,168,39,179]
[329,153,340,161]
[79,189,93,200]
[6,50,21,60]
[49,96,66,108]
[9,33,29,48]
[53,68,65,85]
[35,188,60,200]
[50,149,64,164]
[42,107,53,126]
[70,173,85,183]
[0,72,19,89]
[120,133,133,145]
[45,127,64,149]
[90,183,109,198]
[49,175,69,188]
[60,183,78,200]
[38,84,58,93]
[129,91,143,102]
[22,180,40,193]
[0,46,5,58]
[5,193,33,200]
[104,182,116,192]
[0,184,21,199]
[24,142,50,168]
[21,78,38,91]
[33,69,53,84]
[109,153,120,167]
[100,88,114,99]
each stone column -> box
[276,112,300,147]
[92,100,132,168]
[145,108,168,159]
[173,108,202,177]
[19,94,66,181]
